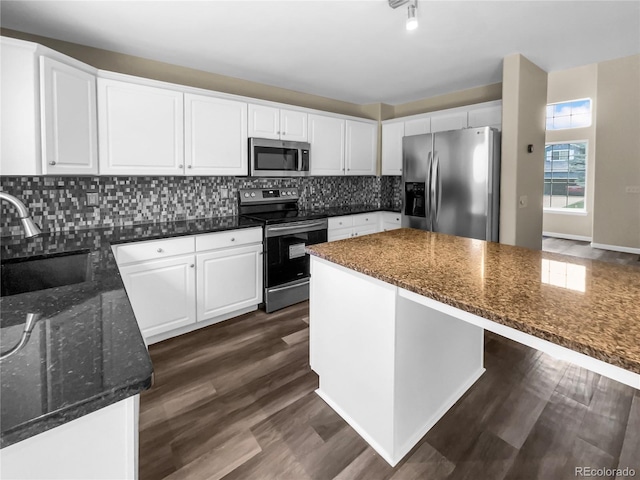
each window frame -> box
[543,140,589,215]
[545,98,593,131]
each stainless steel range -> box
[239,188,328,313]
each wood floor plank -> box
[617,394,640,471]
[555,363,601,406]
[504,391,589,480]
[165,429,262,480]
[577,375,635,458]
[561,437,616,480]
[446,431,518,480]
[388,440,455,480]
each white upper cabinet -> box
[404,117,431,136]
[248,104,280,139]
[184,93,248,176]
[381,122,404,176]
[467,104,502,130]
[98,78,184,175]
[430,111,468,133]
[1,37,98,176]
[248,104,308,141]
[280,109,308,141]
[345,120,377,176]
[308,114,345,176]
[40,56,98,175]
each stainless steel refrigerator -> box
[401,127,501,242]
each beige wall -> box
[592,54,640,249]
[543,64,597,239]
[1,28,379,120]
[391,83,502,119]
[500,54,548,250]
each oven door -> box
[250,138,310,177]
[264,219,327,288]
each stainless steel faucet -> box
[0,192,42,238]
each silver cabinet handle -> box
[230,237,235,242]
[157,248,163,253]
[190,264,194,268]
[178,164,183,169]
[365,218,369,222]
[49,161,56,166]
[187,165,192,169]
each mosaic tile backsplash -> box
[1,176,402,236]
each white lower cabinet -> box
[328,213,381,241]
[197,244,262,321]
[119,254,197,339]
[381,212,402,231]
[113,227,263,344]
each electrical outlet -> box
[625,186,640,194]
[518,195,528,208]
[220,187,229,199]
[86,192,99,206]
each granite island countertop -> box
[306,228,640,375]
[0,215,263,448]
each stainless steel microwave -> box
[249,138,310,177]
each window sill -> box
[543,208,588,216]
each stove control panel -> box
[239,188,300,204]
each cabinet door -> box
[248,104,280,139]
[308,114,345,175]
[280,109,308,142]
[40,57,98,175]
[328,228,353,242]
[197,244,263,321]
[352,224,379,237]
[119,254,196,338]
[345,120,377,176]
[404,117,431,136]
[381,122,404,176]
[185,94,248,176]
[98,78,184,175]
[430,111,467,133]
[467,105,502,130]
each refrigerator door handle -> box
[435,156,441,225]
[430,153,438,230]
[426,151,433,230]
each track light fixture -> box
[389,0,418,31]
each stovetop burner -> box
[238,188,328,225]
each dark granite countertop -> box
[0,215,263,448]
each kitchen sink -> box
[1,251,92,297]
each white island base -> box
[309,255,640,467]
[309,257,485,466]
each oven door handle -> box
[265,221,328,237]
[268,280,310,293]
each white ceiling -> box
[1,1,639,105]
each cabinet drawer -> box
[328,215,353,229]
[382,212,401,224]
[328,227,352,242]
[115,236,195,265]
[196,227,262,252]
[352,213,378,226]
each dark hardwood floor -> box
[542,237,640,267]
[139,301,639,480]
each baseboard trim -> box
[543,232,592,242]
[590,243,640,255]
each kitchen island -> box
[306,228,640,466]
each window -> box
[544,142,587,211]
[546,99,592,130]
